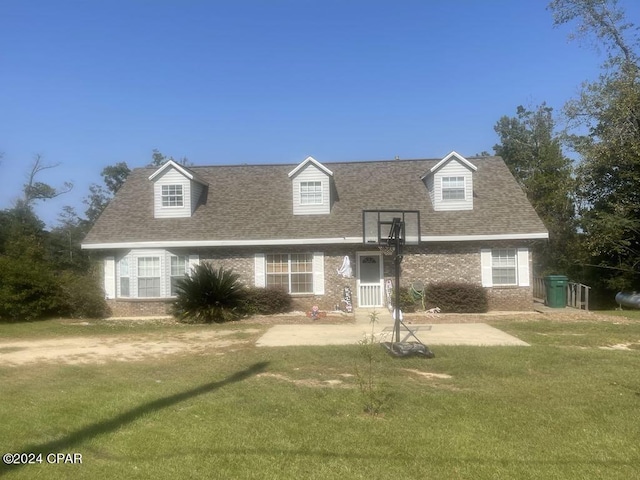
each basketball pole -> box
[392,218,403,344]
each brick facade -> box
[382,242,534,312]
[106,298,173,317]
[104,241,534,317]
[199,246,358,312]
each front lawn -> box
[1,318,638,479]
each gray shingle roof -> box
[82,156,548,246]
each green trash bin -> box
[544,275,568,308]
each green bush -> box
[424,282,488,313]
[241,287,292,315]
[172,263,247,323]
[391,286,420,313]
[57,271,110,319]
[0,254,61,322]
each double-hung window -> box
[162,185,183,207]
[492,249,517,286]
[138,257,161,297]
[266,253,314,294]
[170,255,188,296]
[119,257,130,297]
[442,176,465,201]
[300,181,322,205]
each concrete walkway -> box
[256,309,529,347]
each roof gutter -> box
[81,232,548,250]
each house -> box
[81,151,549,317]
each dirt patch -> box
[240,311,353,325]
[599,342,640,351]
[403,368,452,379]
[0,329,261,367]
[402,310,633,324]
[256,372,353,388]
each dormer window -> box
[162,185,184,207]
[300,181,323,205]
[288,156,334,215]
[149,160,208,218]
[442,176,465,201]
[422,151,477,211]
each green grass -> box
[599,308,640,321]
[1,319,639,479]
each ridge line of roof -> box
[133,156,501,171]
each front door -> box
[357,252,383,307]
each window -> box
[300,181,322,205]
[119,257,130,297]
[442,176,465,201]
[266,253,314,293]
[161,185,183,207]
[492,249,517,286]
[170,255,188,296]
[138,257,161,297]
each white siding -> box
[424,175,435,207]
[188,254,199,275]
[153,168,192,218]
[433,160,474,211]
[104,256,116,299]
[291,164,331,215]
[190,182,204,215]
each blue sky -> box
[1,0,635,227]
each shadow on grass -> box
[0,361,269,476]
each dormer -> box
[288,156,334,215]
[422,151,477,211]
[148,160,208,218]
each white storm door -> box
[357,252,384,307]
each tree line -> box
[1,0,639,319]
[495,0,640,305]
[0,151,179,321]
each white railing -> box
[359,284,381,308]
[533,277,591,311]
[533,276,545,302]
[567,282,591,311]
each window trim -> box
[137,256,161,298]
[266,253,314,294]
[170,255,188,297]
[299,181,323,205]
[119,257,130,297]
[481,247,529,288]
[441,176,465,201]
[161,184,184,208]
[491,248,517,286]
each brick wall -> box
[381,242,534,312]
[106,299,173,317]
[103,241,535,317]
[199,246,357,312]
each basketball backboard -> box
[362,210,420,246]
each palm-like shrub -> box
[172,263,247,323]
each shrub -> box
[172,263,247,323]
[391,286,420,313]
[424,282,488,313]
[57,271,110,319]
[0,254,61,322]
[241,287,292,315]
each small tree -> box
[172,263,247,323]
